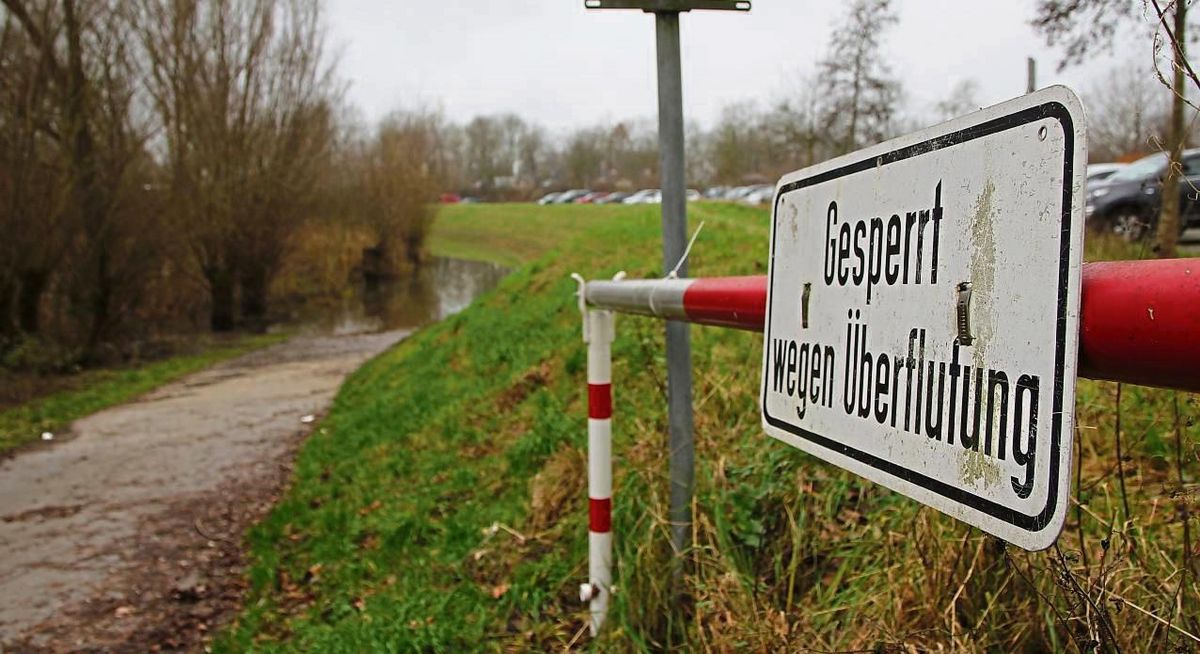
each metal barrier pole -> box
[579,307,615,635]
[583,259,1200,393]
[1078,258,1200,391]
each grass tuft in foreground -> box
[219,203,1199,652]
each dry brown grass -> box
[269,221,375,303]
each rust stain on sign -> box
[965,180,999,488]
[969,180,997,373]
[961,447,1002,488]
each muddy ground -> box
[0,331,408,653]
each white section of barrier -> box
[585,308,615,635]
[586,531,613,635]
[585,278,693,320]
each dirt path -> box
[0,331,408,653]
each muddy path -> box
[0,331,408,653]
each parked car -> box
[724,186,756,201]
[736,184,773,205]
[703,186,729,199]
[1086,149,1200,239]
[623,189,661,204]
[1087,163,1127,185]
[439,193,461,204]
[537,192,562,205]
[686,188,701,202]
[574,191,609,204]
[743,185,776,205]
[555,189,591,204]
[593,191,630,204]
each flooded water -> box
[278,256,510,335]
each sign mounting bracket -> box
[584,0,750,12]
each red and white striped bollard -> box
[574,271,617,636]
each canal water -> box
[277,256,510,335]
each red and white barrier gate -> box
[578,305,614,634]
[573,258,1200,634]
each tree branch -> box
[1149,0,1200,96]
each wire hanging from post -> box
[666,221,705,280]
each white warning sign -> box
[760,86,1087,551]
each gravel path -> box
[0,331,407,652]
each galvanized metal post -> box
[653,10,694,578]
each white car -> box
[1087,163,1127,186]
[623,189,661,204]
[743,185,776,205]
[724,186,755,201]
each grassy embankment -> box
[0,333,285,454]
[219,203,1198,652]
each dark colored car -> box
[574,191,609,204]
[1086,149,1200,239]
[593,191,630,204]
[555,189,591,204]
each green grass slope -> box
[219,204,1199,652]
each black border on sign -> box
[763,102,1074,534]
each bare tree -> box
[339,110,443,279]
[933,79,981,122]
[515,122,549,190]
[132,0,336,330]
[761,88,824,174]
[562,127,605,188]
[0,8,71,338]
[702,93,824,185]
[0,0,166,356]
[1084,63,1169,161]
[614,119,658,188]
[710,101,759,184]
[463,115,504,196]
[1032,0,1139,70]
[1150,0,1188,256]
[817,0,902,154]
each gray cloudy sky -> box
[326,1,1152,132]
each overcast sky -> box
[326,1,1154,133]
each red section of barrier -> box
[681,276,767,331]
[589,497,612,533]
[588,383,612,419]
[1079,259,1200,392]
[662,259,1200,393]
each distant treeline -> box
[429,11,1184,200]
[0,0,441,367]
